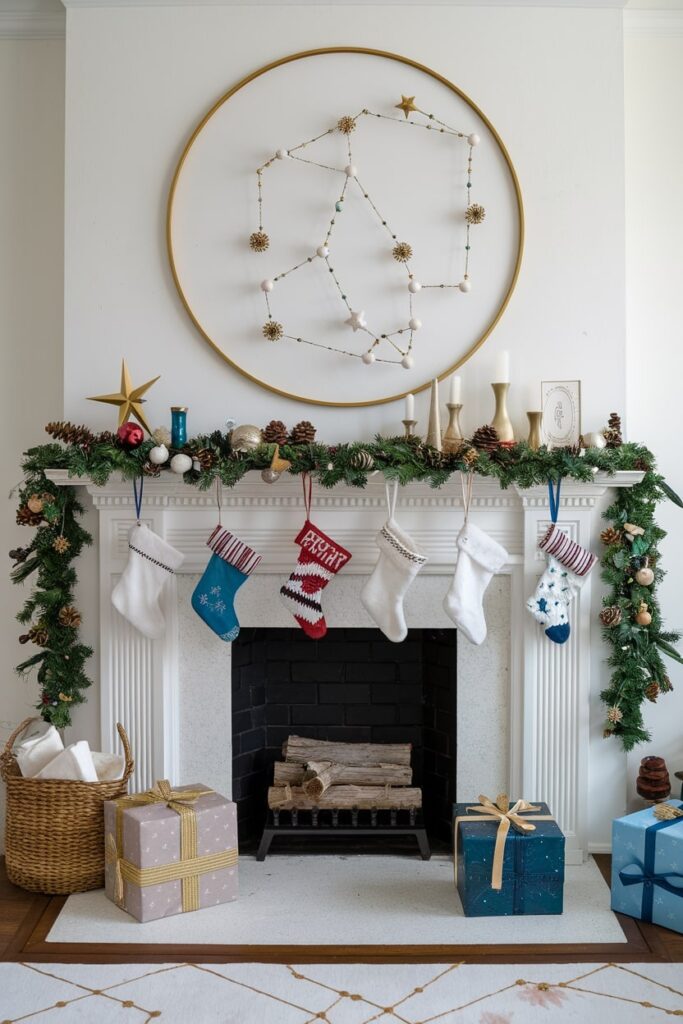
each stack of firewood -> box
[268,735,422,810]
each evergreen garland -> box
[10,424,681,749]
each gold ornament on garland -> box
[635,558,655,586]
[262,320,284,342]
[465,203,486,225]
[261,443,291,484]
[58,692,73,703]
[607,705,624,725]
[87,359,160,435]
[53,535,70,554]
[58,605,82,628]
[392,241,413,263]
[230,424,263,453]
[152,425,172,447]
[249,230,270,252]
[624,522,645,542]
[600,605,623,627]
[635,601,652,626]
[395,94,418,119]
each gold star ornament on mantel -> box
[88,360,160,435]
[395,95,418,119]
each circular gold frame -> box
[167,47,524,408]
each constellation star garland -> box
[249,95,487,369]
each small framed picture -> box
[541,381,581,448]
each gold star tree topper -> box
[88,360,160,435]
[395,95,418,119]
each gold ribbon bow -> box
[105,780,236,913]
[454,793,554,891]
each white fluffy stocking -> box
[443,521,508,645]
[361,483,427,643]
[112,523,185,639]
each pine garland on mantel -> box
[9,423,682,749]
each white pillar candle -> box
[405,392,415,420]
[449,375,462,405]
[493,350,510,383]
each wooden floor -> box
[1,856,681,965]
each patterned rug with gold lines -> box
[1,961,682,1023]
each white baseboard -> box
[587,842,612,854]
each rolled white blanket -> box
[92,751,125,781]
[35,740,99,782]
[14,721,64,777]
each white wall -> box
[63,4,626,440]
[624,21,683,805]
[0,37,71,845]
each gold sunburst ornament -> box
[88,360,160,435]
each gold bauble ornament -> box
[231,424,263,453]
[261,468,281,484]
[88,359,160,435]
[27,495,45,514]
[635,601,652,626]
[635,563,654,586]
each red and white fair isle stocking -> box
[280,476,352,639]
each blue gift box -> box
[611,801,683,934]
[453,801,565,917]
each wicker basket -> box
[1,718,133,894]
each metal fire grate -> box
[256,807,431,861]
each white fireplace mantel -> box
[47,469,643,863]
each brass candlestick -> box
[442,403,464,453]
[402,418,418,439]
[491,382,514,445]
[527,410,542,450]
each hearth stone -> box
[231,627,457,849]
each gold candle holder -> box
[527,411,542,451]
[402,418,418,439]
[442,403,464,454]
[491,382,514,445]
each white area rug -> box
[1,962,682,1023]
[46,854,626,946]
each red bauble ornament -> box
[117,421,144,448]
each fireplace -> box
[46,468,647,863]
[231,627,457,849]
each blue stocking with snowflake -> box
[191,525,262,642]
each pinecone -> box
[461,446,479,467]
[419,444,447,470]
[58,605,81,628]
[659,674,673,693]
[600,526,622,546]
[289,420,316,444]
[16,505,43,527]
[28,624,49,646]
[142,459,161,477]
[470,425,499,452]
[46,420,96,448]
[645,681,660,703]
[191,448,217,471]
[9,546,30,564]
[633,457,651,472]
[263,420,289,445]
[599,605,623,627]
[559,443,582,457]
[603,412,622,448]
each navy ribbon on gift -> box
[619,816,683,922]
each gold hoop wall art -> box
[167,48,524,408]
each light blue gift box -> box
[611,800,683,934]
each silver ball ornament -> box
[261,468,281,484]
[468,133,480,147]
[408,317,421,331]
[170,453,193,475]
[401,354,414,369]
[148,444,169,465]
[408,279,421,294]
[231,424,264,452]
[459,279,472,293]
[361,351,376,365]
[345,164,357,177]
[316,245,329,258]
[260,279,274,292]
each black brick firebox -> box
[231,627,456,847]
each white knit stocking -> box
[112,523,184,639]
